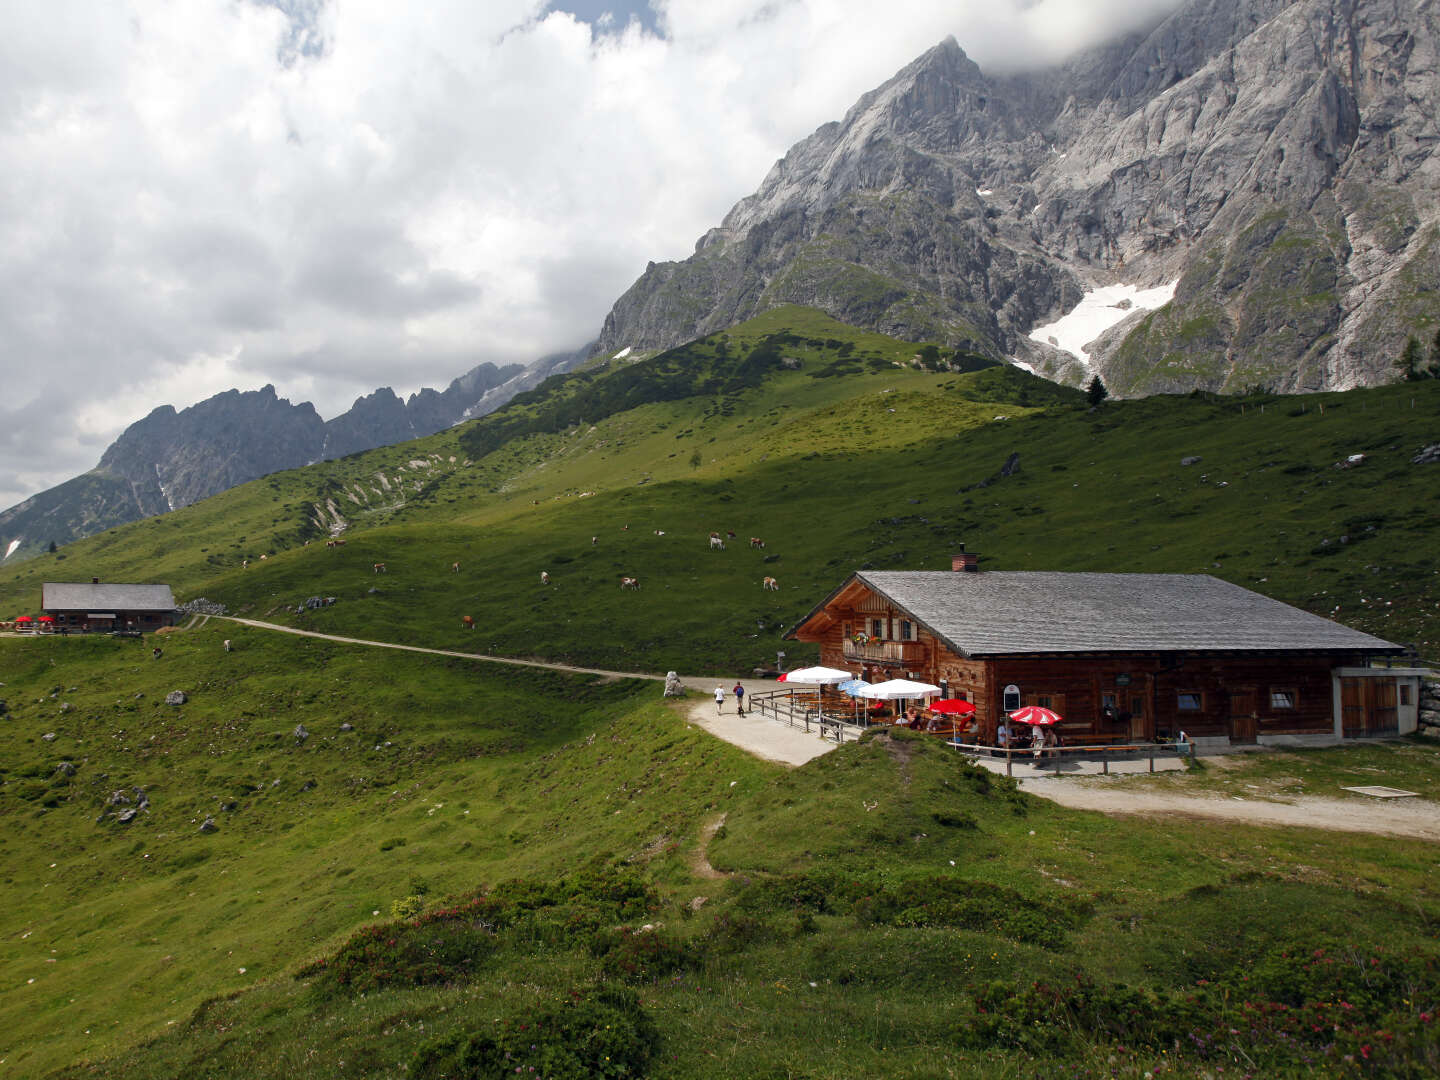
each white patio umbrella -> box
[865,678,943,699]
[780,665,854,684]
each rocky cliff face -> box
[597,0,1440,396]
[0,360,526,560]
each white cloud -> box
[0,0,1186,509]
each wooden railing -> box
[841,639,927,663]
[947,738,1194,776]
[750,689,869,744]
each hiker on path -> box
[714,685,726,713]
[733,682,745,715]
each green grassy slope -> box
[5,623,1435,1078]
[4,306,1437,674]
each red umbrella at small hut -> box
[1009,705,1061,726]
[37,615,54,622]
[14,615,32,623]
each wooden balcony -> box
[842,638,927,664]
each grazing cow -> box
[540,571,550,585]
[462,615,475,630]
[223,639,232,652]
[373,562,386,574]
[726,530,736,539]
[591,536,598,545]
[451,561,460,573]
[762,576,779,591]
[708,533,725,550]
[620,576,640,590]
[242,559,249,570]
[654,529,665,536]
[749,537,765,549]
[259,554,267,560]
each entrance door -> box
[1341,678,1399,737]
[1228,690,1258,744]
[1128,694,1149,739]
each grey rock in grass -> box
[42,731,57,742]
[165,690,186,706]
[339,722,354,732]
[107,789,130,806]
[199,816,218,833]
[134,787,149,811]
[1414,444,1440,465]
[59,702,73,713]
[663,672,683,697]
[1181,456,1202,467]
[115,808,139,824]
[220,801,239,812]
[54,761,76,777]
[294,724,309,744]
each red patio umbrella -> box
[1009,705,1062,726]
[38,615,54,621]
[14,615,32,622]
[929,699,977,715]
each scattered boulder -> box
[54,761,76,777]
[107,789,131,806]
[133,787,149,811]
[42,732,57,742]
[294,724,309,744]
[115,808,139,824]
[339,722,354,732]
[663,672,683,698]
[165,690,187,706]
[1181,456,1202,466]
[220,801,239,812]
[59,702,73,713]
[199,816,218,833]
[1413,444,1440,465]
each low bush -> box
[412,984,659,1080]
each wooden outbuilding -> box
[786,556,1417,746]
[41,581,178,634]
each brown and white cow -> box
[749,537,765,549]
[540,571,550,585]
[451,561,461,573]
[620,576,640,590]
[462,615,475,630]
[762,576,779,591]
[373,562,386,574]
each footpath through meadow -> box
[216,617,1438,838]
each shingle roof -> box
[833,571,1400,657]
[42,582,177,612]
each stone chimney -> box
[951,546,979,573]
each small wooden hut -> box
[41,581,178,633]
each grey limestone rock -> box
[115,808,139,824]
[42,731,57,742]
[294,724,309,744]
[199,816,218,833]
[339,722,354,732]
[165,690,186,706]
[663,672,684,698]
[594,0,1440,399]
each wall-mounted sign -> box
[1115,673,1132,687]
[1002,683,1021,711]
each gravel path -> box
[1022,779,1440,841]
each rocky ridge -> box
[596,0,1440,397]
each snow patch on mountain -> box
[1028,282,1178,364]
[4,538,20,560]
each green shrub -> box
[413,984,659,1080]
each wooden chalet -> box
[41,581,178,633]
[786,555,1421,745]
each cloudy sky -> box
[0,0,1187,510]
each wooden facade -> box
[789,568,1404,744]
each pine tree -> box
[47,540,57,553]
[1398,336,1425,380]
[1086,374,1109,406]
